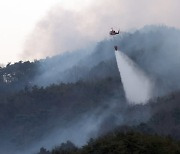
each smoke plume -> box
[21,0,180,61]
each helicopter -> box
[109,28,120,35]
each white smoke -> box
[22,0,180,61]
[115,50,154,104]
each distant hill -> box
[1,25,180,95]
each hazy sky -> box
[0,0,92,64]
[0,0,180,64]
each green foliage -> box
[46,132,180,154]
[51,141,78,154]
[38,147,50,154]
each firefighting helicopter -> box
[109,28,120,50]
[109,28,120,35]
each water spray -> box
[115,50,154,104]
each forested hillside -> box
[0,26,180,154]
[37,90,180,154]
[38,132,180,154]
